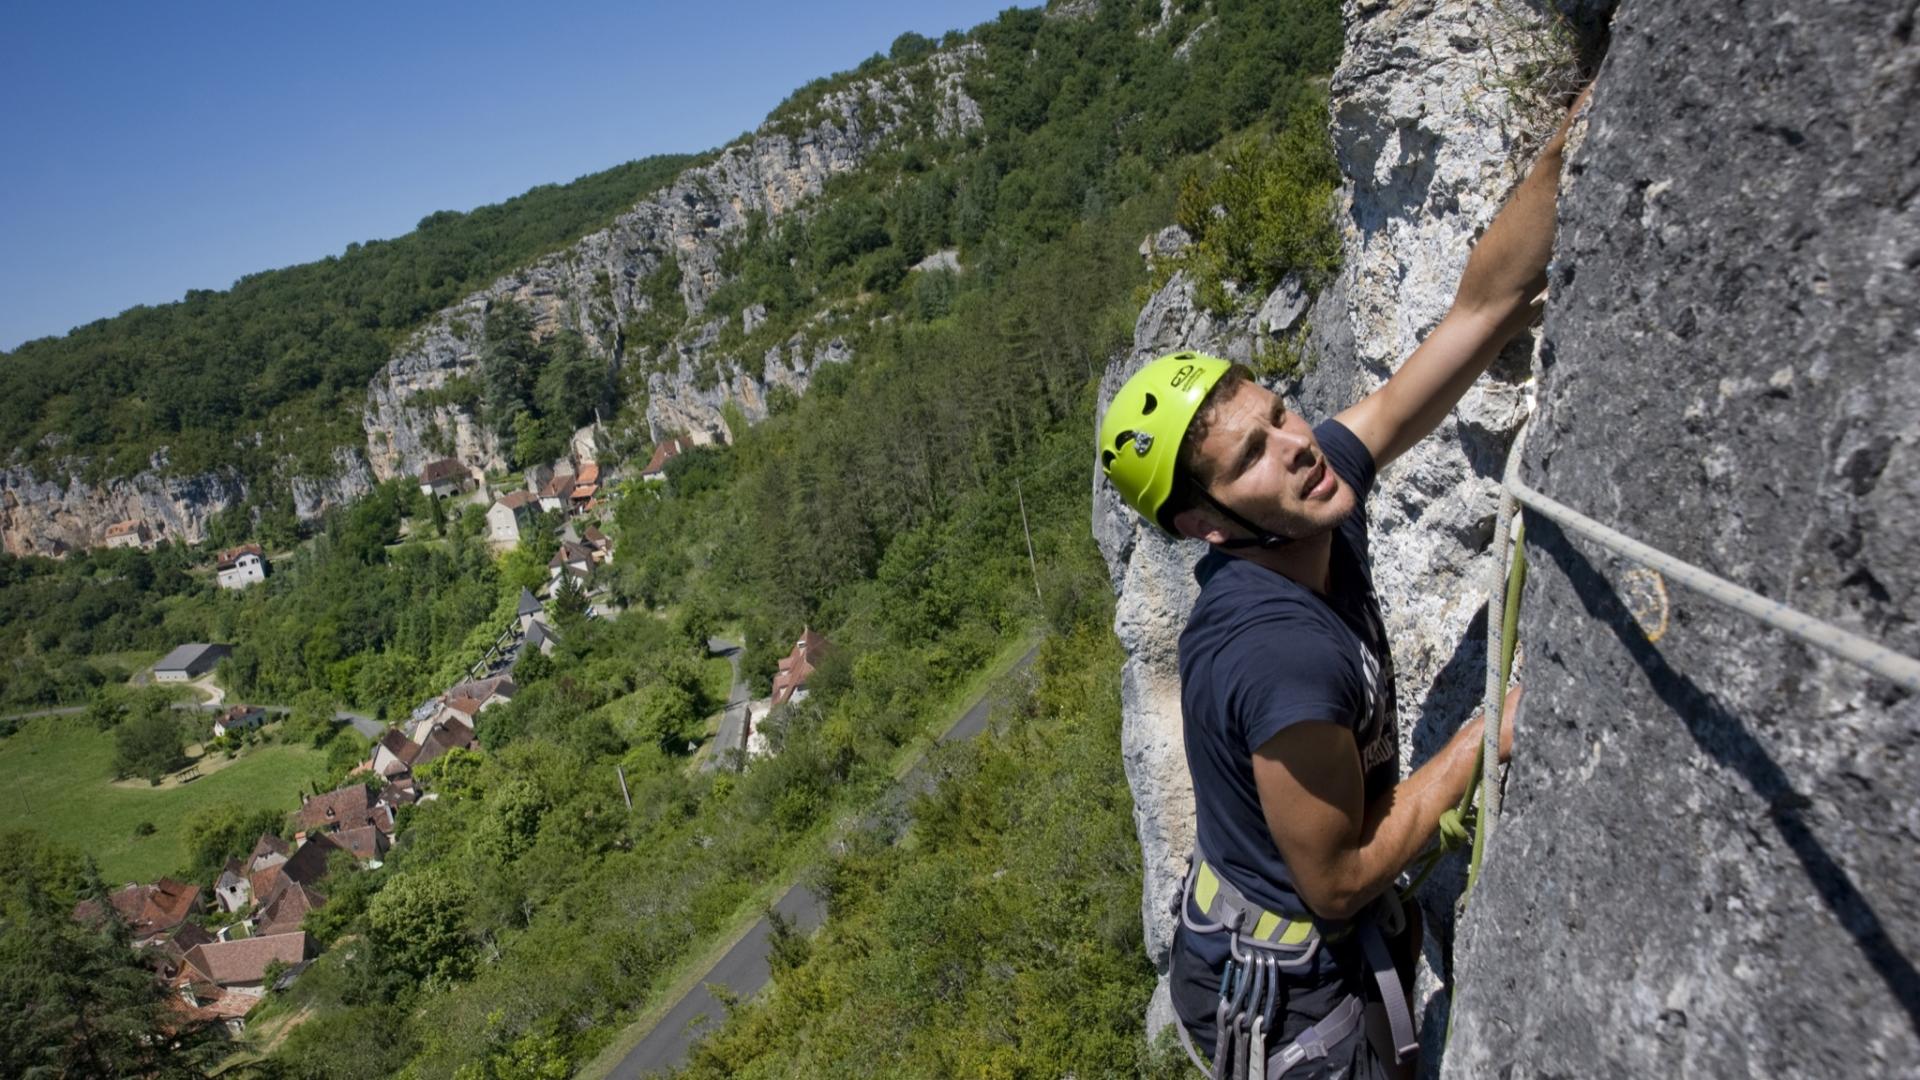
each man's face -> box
[1175,379,1355,544]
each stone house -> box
[211,704,266,739]
[103,519,153,550]
[417,457,476,499]
[214,544,268,589]
[486,491,539,546]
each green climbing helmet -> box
[1099,351,1233,534]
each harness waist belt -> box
[1190,859,1323,948]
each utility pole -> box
[1016,477,1042,607]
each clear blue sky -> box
[0,0,1020,351]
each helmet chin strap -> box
[1199,489,1296,550]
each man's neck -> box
[1217,530,1336,595]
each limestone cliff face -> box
[0,463,246,557]
[363,46,983,480]
[1094,0,1595,1052]
[1446,2,1920,1074]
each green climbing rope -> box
[1398,515,1527,904]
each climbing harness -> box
[1172,853,1416,1079]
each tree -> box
[365,869,474,986]
[1,837,218,1077]
[111,699,185,784]
[634,682,701,754]
[182,803,284,881]
[286,689,339,748]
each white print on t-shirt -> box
[1360,731,1393,771]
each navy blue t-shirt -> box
[1177,418,1399,922]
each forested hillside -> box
[0,154,695,482]
[0,2,1347,1076]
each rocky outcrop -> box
[363,47,984,481]
[1095,0,1594,1054]
[0,464,245,557]
[646,331,853,445]
[1446,2,1920,1075]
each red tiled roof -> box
[413,718,476,769]
[331,825,388,863]
[418,457,466,485]
[575,462,601,486]
[215,544,264,570]
[105,519,147,538]
[447,675,515,705]
[496,491,538,511]
[74,878,203,940]
[771,628,829,707]
[376,727,421,768]
[642,437,687,475]
[255,881,325,937]
[180,932,308,987]
[294,785,377,834]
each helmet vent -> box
[1114,429,1134,451]
[1101,450,1117,472]
[1141,393,1158,416]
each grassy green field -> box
[0,716,331,883]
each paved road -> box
[699,638,748,773]
[1,701,379,740]
[608,883,828,1080]
[608,642,1040,1078]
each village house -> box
[486,491,539,546]
[214,543,268,589]
[640,436,690,482]
[412,717,477,771]
[153,642,232,683]
[568,461,602,514]
[770,627,830,710]
[294,784,395,840]
[103,519,154,550]
[370,727,420,779]
[212,834,290,914]
[548,540,594,584]
[521,619,559,661]
[535,468,575,514]
[252,881,325,938]
[583,524,613,564]
[73,878,205,948]
[516,587,544,632]
[169,931,310,1036]
[211,704,266,739]
[417,457,476,499]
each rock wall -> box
[363,46,983,480]
[1446,2,1920,1075]
[0,464,246,557]
[1094,0,1597,1054]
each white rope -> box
[1501,426,1920,694]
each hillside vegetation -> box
[0,154,695,482]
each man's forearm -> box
[1453,123,1574,325]
[1321,717,1485,918]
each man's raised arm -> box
[1337,89,1590,470]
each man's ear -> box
[1170,505,1230,546]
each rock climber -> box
[1099,89,1589,1080]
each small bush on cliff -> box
[1172,93,1343,314]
